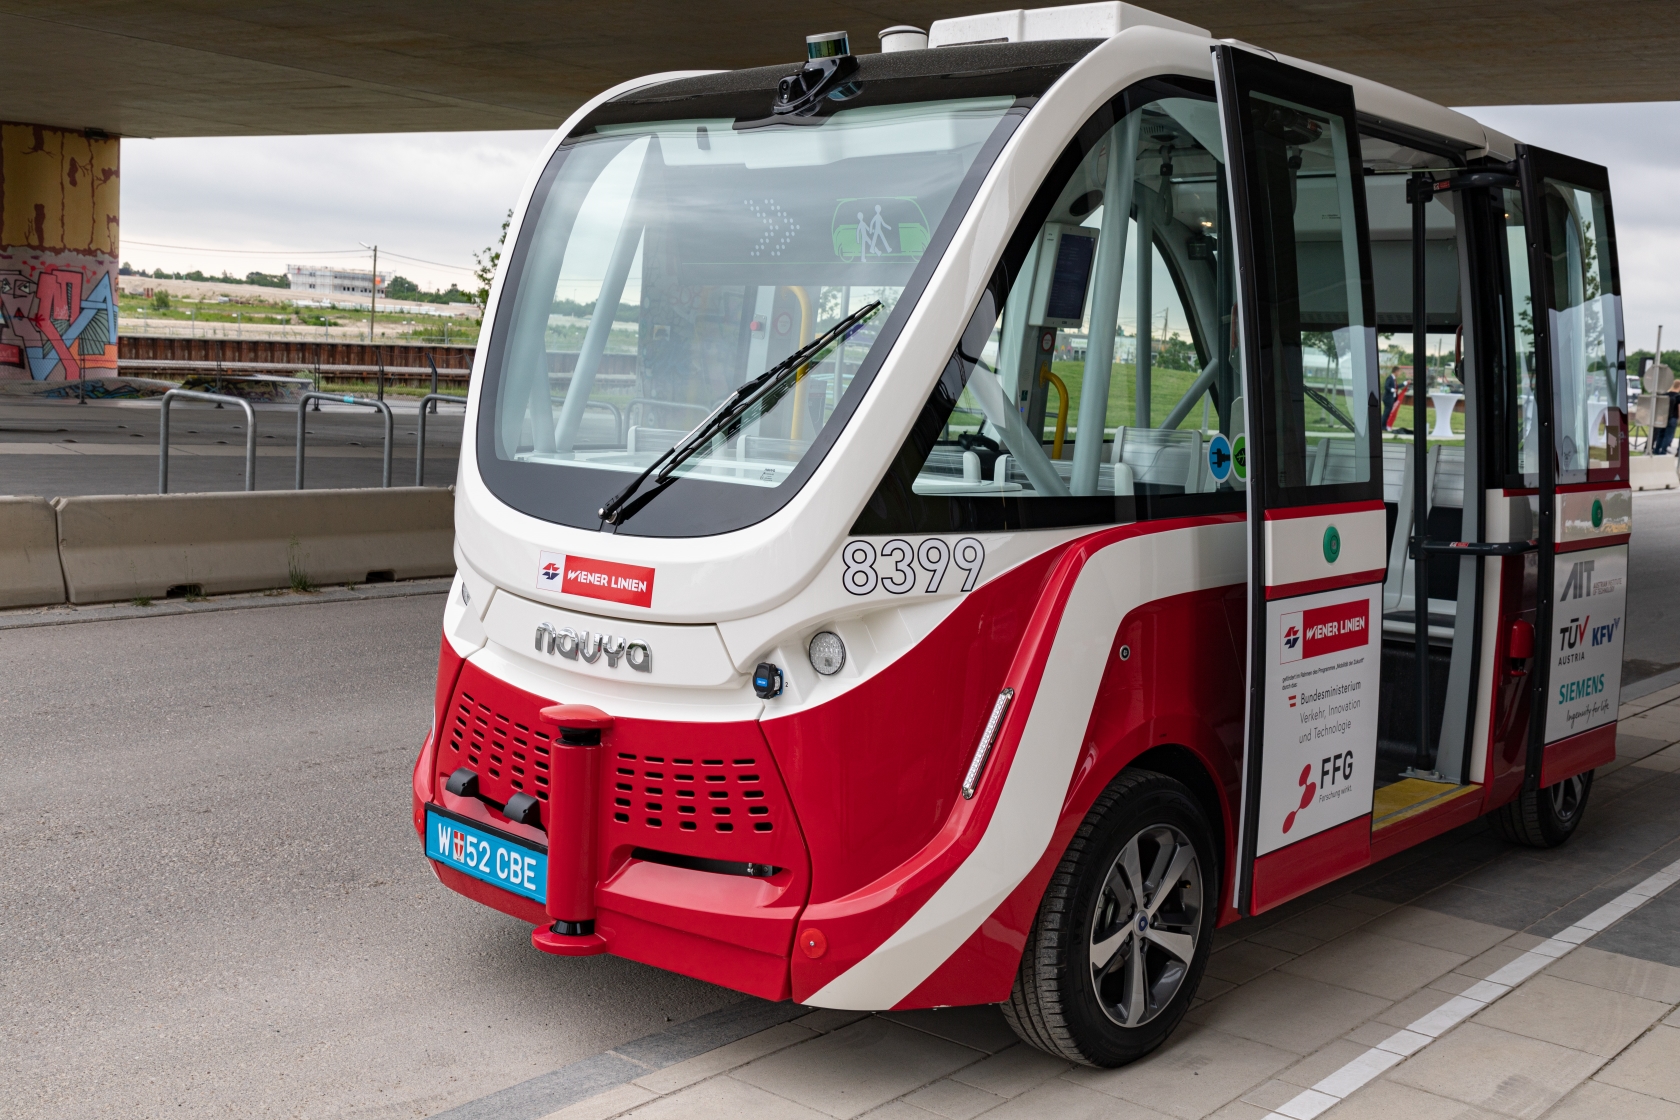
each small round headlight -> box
[808,631,846,676]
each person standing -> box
[1658,377,1680,454]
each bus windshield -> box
[480,96,1017,534]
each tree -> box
[386,275,422,300]
[474,209,512,307]
[152,290,171,310]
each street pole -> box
[369,244,378,343]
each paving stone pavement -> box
[482,683,1680,1120]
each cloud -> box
[1459,102,1680,351]
[121,102,1680,352]
[119,130,554,292]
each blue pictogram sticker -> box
[1207,433,1234,483]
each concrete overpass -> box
[0,1,1674,383]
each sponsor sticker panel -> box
[537,551,656,608]
[1258,584,1381,857]
[1546,544,1627,743]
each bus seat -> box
[626,425,685,456]
[1109,425,1201,495]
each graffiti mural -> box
[0,123,120,380]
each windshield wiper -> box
[1304,385,1357,432]
[598,299,883,526]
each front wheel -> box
[1003,768,1217,1067]
[1492,769,1593,848]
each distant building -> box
[286,265,386,298]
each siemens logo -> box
[1558,674,1606,704]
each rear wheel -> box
[1492,770,1593,848]
[1003,769,1216,1067]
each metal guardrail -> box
[295,392,393,489]
[416,393,469,486]
[158,389,256,494]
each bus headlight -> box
[808,631,846,676]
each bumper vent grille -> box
[613,754,772,834]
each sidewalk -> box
[479,685,1680,1120]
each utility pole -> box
[360,242,379,343]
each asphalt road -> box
[0,592,740,1120]
[0,397,463,496]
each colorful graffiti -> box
[0,122,120,380]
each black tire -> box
[1003,768,1217,1067]
[1492,770,1593,848]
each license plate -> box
[425,807,547,904]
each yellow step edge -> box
[1372,777,1481,830]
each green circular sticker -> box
[1591,498,1604,528]
[1323,525,1342,564]
[1232,434,1248,481]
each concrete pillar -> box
[0,123,119,382]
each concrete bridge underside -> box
[4,1,1678,139]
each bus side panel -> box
[412,635,468,837]
[892,585,1248,1008]
[791,516,1246,1009]
[760,545,1070,908]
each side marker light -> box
[962,688,1015,800]
[799,927,828,958]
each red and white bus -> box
[414,3,1631,1067]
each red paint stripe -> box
[1556,535,1630,554]
[1264,499,1385,521]
[1541,723,1617,788]
[1266,568,1386,600]
[1251,814,1371,914]
[1555,481,1631,495]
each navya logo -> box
[1561,559,1595,601]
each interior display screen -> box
[1044,231,1096,322]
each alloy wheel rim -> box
[1550,774,1586,822]
[1088,824,1203,1028]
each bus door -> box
[1513,148,1629,793]
[1214,46,1387,914]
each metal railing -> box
[416,393,469,486]
[159,389,256,494]
[295,392,393,489]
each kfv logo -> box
[1561,559,1595,601]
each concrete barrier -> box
[1631,454,1678,491]
[0,497,67,607]
[55,487,455,604]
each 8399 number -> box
[842,537,986,596]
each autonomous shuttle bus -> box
[415,3,1631,1065]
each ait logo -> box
[1283,764,1317,834]
[1561,559,1595,601]
[540,561,562,583]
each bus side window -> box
[854,83,1245,535]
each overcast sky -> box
[120,101,1680,349]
